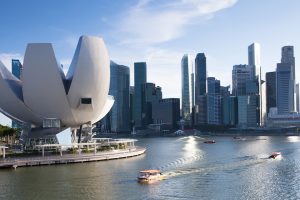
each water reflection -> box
[182,136,203,164]
[1,136,300,200]
[287,136,300,143]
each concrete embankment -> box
[0,147,146,169]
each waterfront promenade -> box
[0,146,146,169]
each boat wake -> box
[157,154,202,171]
[162,156,269,179]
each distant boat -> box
[233,137,246,141]
[137,169,163,183]
[204,140,216,144]
[268,152,281,159]
[174,130,185,136]
[233,136,241,140]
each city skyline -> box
[0,0,299,100]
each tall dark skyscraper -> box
[281,46,295,80]
[274,46,296,114]
[195,53,206,97]
[276,63,293,114]
[96,61,130,133]
[109,61,130,132]
[266,72,276,114]
[152,98,180,129]
[281,46,296,111]
[134,62,147,127]
[142,83,162,126]
[194,53,207,126]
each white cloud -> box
[0,53,23,71]
[65,35,79,49]
[145,48,183,98]
[61,0,239,99]
[118,0,238,46]
[109,0,238,98]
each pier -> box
[0,147,146,169]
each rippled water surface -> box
[1,136,300,200]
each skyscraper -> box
[237,95,257,128]
[276,63,293,114]
[96,61,130,133]
[281,46,296,111]
[181,54,194,119]
[129,86,134,129]
[142,83,162,126]
[248,43,265,126]
[109,61,130,132]
[207,77,221,125]
[222,96,238,126]
[194,53,206,126]
[248,43,261,79]
[134,62,147,127]
[152,98,180,129]
[195,53,206,97]
[266,72,276,114]
[281,46,295,79]
[232,64,252,96]
[296,83,300,112]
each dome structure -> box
[0,35,114,128]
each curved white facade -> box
[0,35,113,127]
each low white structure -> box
[267,107,300,127]
[0,35,114,144]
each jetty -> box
[0,146,145,169]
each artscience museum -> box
[0,35,114,146]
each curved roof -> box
[0,35,112,127]
[0,61,42,125]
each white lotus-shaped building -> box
[0,35,114,133]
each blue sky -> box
[0,0,300,125]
